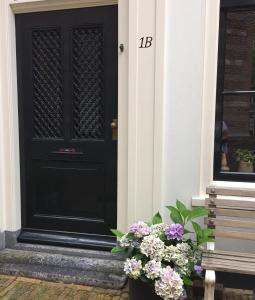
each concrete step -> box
[0,246,127,289]
[12,242,124,261]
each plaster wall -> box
[162,0,206,218]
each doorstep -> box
[0,243,127,289]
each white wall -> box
[0,0,21,232]
[162,0,206,220]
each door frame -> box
[0,0,166,240]
[0,0,129,235]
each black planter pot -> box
[129,279,162,300]
[128,279,205,300]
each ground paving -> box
[0,274,254,299]
[0,275,128,300]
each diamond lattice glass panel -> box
[32,28,63,139]
[72,26,104,139]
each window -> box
[214,0,255,181]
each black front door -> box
[16,6,118,249]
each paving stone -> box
[0,275,16,290]
[1,282,35,300]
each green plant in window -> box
[235,149,255,163]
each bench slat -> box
[206,249,255,258]
[209,208,255,218]
[202,257,255,275]
[206,187,255,198]
[205,198,255,209]
[205,217,255,229]
[214,229,255,240]
[202,262,255,275]
[202,258,255,270]
[203,253,255,263]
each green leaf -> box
[166,206,183,225]
[201,228,214,244]
[134,254,144,260]
[188,207,208,221]
[111,229,124,238]
[183,276,193,286]
[111,246,125,253]
[192,221,203,243]
[152,212,163,225]
[159,233,167,241]
[126,232,135,239]
[176,199,190,218]
[192,221,202,234]
[184,228,191,235]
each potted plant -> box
[235,149,255,173]
[111,200,212,300]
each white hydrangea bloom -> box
[124,258,142,279]
[119,234,131,248]
[174,254,189,276]
[143,260,162,280]
[176,242,191,254]
[191,246,203,264]
[155,266,183,300]
[140,235,165,261]
[164,245,177,262]
[150,223,167,237]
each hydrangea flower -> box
[164,243,191,276]
[176,242,191,254]
[164,245,177,262]
[119,234,131,248]
[165,224,184,240]
[140,235,164,261]
[129,221,151,238]
[194,265,203,274]
[124,258,142,279]
[150,223,167,237]
[192,246,203,264]
[155,266,183,300]
[143,260,162,280]
[174,255,189,276]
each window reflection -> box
[221,95,255,173]
[218,9,255,176]
[224,10,255,91]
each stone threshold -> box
[0,243,127,289]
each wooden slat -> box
[202,259,255,270]
[202,258,255,271]
[206,186,255,198]
[204,249,255,258]
[203,253,255,263]
[210,208,255,218]
[205,198,255,209]
[214,229,255,240]
[202,259,255,275]
[205,217,255,229]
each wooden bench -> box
[202,186,255,300]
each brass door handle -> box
[111,118,118,141]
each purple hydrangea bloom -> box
[194,265,203,274]
[129,221,151,238]
[164,223,184,240]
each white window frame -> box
[193,0,255,207]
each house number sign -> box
[139,36,153,48]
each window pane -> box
[221,95,255,173]
[224,10,255,91]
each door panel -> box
[15,6,118,247]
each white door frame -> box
[0,0,166,235]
